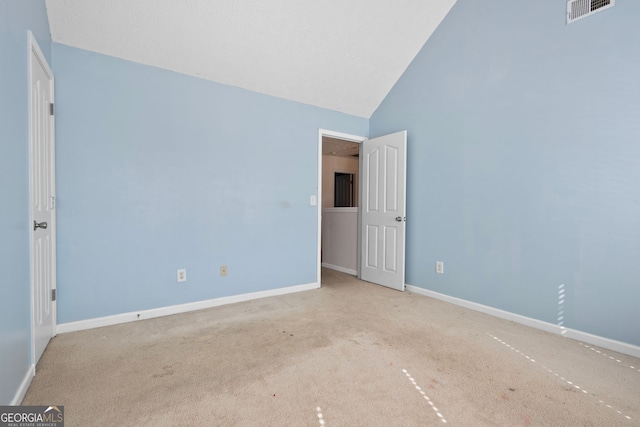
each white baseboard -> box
[563,328,640,359]
[321,263,357,276]
[57,282,319,334]
[406,285,640,359]
[12,364,35,405]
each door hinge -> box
[49,103,54,116]
[51,289,56,301]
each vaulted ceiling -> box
[45,0,456,118]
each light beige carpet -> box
[24,269,640,426]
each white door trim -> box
[317,129,366,285]
[28,31,57,367]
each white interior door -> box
[30,33,56,365]
[360,131,407,291]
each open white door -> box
[360,131,407,291]
[29,32,56,365]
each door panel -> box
[384,226,398,272]
[367,149,380,211]
[366,225,378,268]
[385,146,399,211]
[360,131,407,291]
[30,35,56,365]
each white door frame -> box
[28,31,57,367]
[317,129,367,285]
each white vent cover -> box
[567,0,615,23]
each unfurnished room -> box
[1,0,639,425]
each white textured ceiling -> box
[45,0,456,118]
[323,137,359,157]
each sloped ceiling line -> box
[46,0,456,118]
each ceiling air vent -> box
[567,0,615,24]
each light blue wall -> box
[0,0,51,405]
[52,44,368,323]
[371,0,640,346]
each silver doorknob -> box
[395,217,402,222]
[34,221,48,231]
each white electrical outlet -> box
[436,261,444,274]
[220,265,228,277]
[177,268,187,282]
